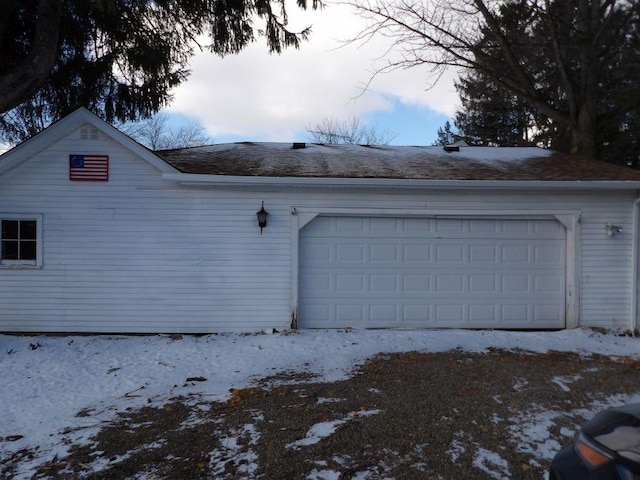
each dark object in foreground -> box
[550,404,640,480]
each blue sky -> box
[166,3,459,147]
[206,100,451,146]
[362,101,450,146]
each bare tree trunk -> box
[569,0,598,158]
[572,104,597,158]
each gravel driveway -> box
[7,348,640,479]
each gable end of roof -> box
[0,108,177,177]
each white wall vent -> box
[80,127,99,140]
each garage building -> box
[1,108,639,333]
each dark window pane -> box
[2,220,18,240]
[20,221,37,240]
[20,241,36,260]
[1,219,38,262]
[1,240,19,260]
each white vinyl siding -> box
[577,198,634,326]
[0,126,291,332]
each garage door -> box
[299,216,566,329]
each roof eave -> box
[162,172,640,190]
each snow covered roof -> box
[155,143,640,182]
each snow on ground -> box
[1,328,639,479]
[286,410,381,450]
[473,447,511,479]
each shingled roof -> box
[155,143,640,182]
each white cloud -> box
[169,2,459,142]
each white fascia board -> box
[162,172,640,191]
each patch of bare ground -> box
[7,349,640,479]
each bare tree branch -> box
[345,0,640,159]
[120,113,213,150]
[306,116,397,145]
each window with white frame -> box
[0,215,42,267]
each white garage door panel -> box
[299,217,566,329]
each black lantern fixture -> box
[256,201,269,234]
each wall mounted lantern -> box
[256,202,269,234]
[605,223,622,238]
